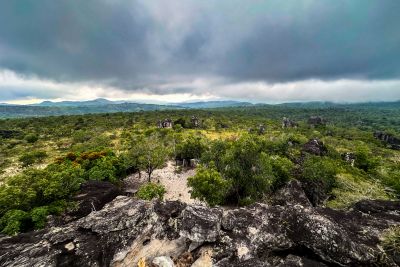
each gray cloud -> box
[0,0,399,101]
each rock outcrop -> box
[308,116,326,127]
[48,181,121,226]
[302,138,328,156]
[0,129,22,139]
[374,131,400,150]
[1,182,399,267]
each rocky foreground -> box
[0,181,400,267]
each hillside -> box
[0,105,400,266]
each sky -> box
[0,0,400,104]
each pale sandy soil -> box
[124,161,203,204]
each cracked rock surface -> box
[1,181,400,267]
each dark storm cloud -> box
[0,0,399,97]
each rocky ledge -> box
[0,180,399,267]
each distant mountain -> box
[174,100,253,109]
[1,99,399,119]
[33,98,119,107]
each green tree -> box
[137,136,169,181]
[187,164,230,206]
[176,135,207,160]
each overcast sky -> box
[0,0,399,104]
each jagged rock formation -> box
[1,181,399,267]
[302,138,328,156]
[282,117,298,128]
[46,181,121,227]
[341,152,356,166]
[308,116,326,127]
[0,129,22,139]
[374,131,400,150]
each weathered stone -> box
[374,131,400,150]
[65,180,121,223]
[1,187,400,267]
[308,116,326,127]
[0,129,22,139]
[272,179,312,207]
[302,138,328,156]
[152,256,174,267]
[282,117,298,128]
[180,205,222,243]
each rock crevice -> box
[1,182,400,267]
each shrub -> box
[88,157,117,182]
[30,206,49,229]
[19,151,47,167]
[176,136,207,160]
[25,134,39,143]
[381,226,400,261]
[136,183,166,200]
[354,145,379,172]
[0,210,30,235]
[187,165,230,206]
[301,156,338,205]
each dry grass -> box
[327,173,393,209]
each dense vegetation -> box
[0,103,399,234]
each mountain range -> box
[0,98,399,118]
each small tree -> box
[187,164,230,206]
[138,136,169,181]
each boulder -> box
[302,138,328,156]
[271,180,312,207]
[308,116,326,127]
[374,131,400,150]
[0,129,22,139]
[65,180,121,223]
[1,186,400,266]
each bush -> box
[0,210,30,235]
[176,136,207,160]
[301,156,338,205]
[25,134,39,143]
[19,151,47,167]
[88,157,117,182]
[136,183,166,201]
[187,165,230,206]
[30,206,49,229]
[354,145,379,172]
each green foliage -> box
[136,135,169,181]
[197,135,294,205]
[30,206,49,229]
[25,133,39,143]
[354,145,379,172]
[88,157,118,182]
[176,135,207,160]
[187,164,230,206]
[381,227,400,260]
[380,167,400,196]
[302,155,338,193]
[136,183,166,200]
[0,210,30,235]
[1,103,400,234]
[19,151,47,167]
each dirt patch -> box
[124,161,203,204]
